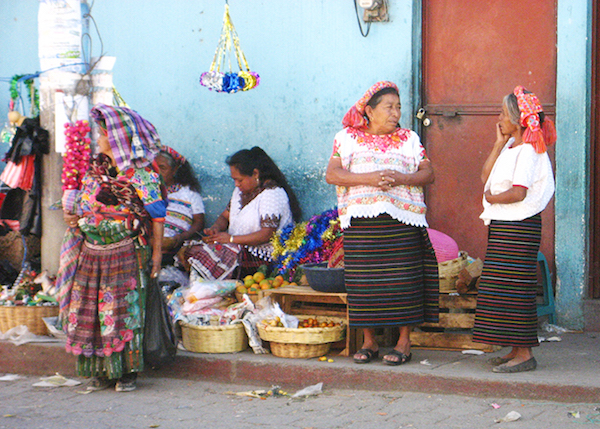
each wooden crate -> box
[410,292,498,352]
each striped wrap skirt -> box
[472,214,542,348]
[343,214,439,328]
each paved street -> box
[1,375,598,429]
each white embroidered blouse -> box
[332,127,429,229]
[228,186,293,259]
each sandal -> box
[353,348,379,364]
[383,349,412,366]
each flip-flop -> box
[383,349,412,366]
[353,348,379,364]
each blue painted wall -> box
[1,0,416,224]
[554,0,592,329]
[1,1,595,328]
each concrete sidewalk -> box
[1,331,598,403]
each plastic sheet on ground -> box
[32,373,81,387]
[0,374,21,381]
[42,316,67,341]
[495,411,521,423]
[461,349,484,355]
[291,382,323,398]
[0,325,59,345]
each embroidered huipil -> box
[74,166,166,245]
[164,185,205,237]
[332,127,429,229]
[228,186,293,259]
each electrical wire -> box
[354,0,371,37]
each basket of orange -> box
[257,315,345,358]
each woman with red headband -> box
[473,86,556,373]
[326,81,439,366]
[156,146,205,263]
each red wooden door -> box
[421,0,557,264]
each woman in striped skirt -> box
[473,86,556,373]
[326,81,439,365]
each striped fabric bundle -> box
[472,214,542,348]
[343,214,439,327]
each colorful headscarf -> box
[513,85,557,154]
[90,104,162,171]
[161,146,186,166]
[342,81,399,130]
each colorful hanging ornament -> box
[200,3,260,93]
[61,120,92,191]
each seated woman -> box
[182,146,301,279]
[156,147,205,264]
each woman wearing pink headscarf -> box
[326,81,439,366]
[473,86,556,373]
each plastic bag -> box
[143,277,177,369]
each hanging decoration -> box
[270,208,342,280]
[61,120,91,191]
[200,3,260,93]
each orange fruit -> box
[259,280,271,290]
[253,272,265,283]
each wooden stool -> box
[263,285,356,356]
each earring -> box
[256,177,260,184]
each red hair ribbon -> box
[513,85,557,153]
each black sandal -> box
[353,348,379,364]
[383,349,412,366]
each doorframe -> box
[410,0,423,135]
[590,0,600,298]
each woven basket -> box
[180,322,248,353]
[438,251,469,292]
[257,315,345,345]
[269,341,331,359]
[0,305,59,335]
[234,291,264,304]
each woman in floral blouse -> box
[326,81,439,366]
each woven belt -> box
[84,236,134,251]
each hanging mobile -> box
[200,1,260,93]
